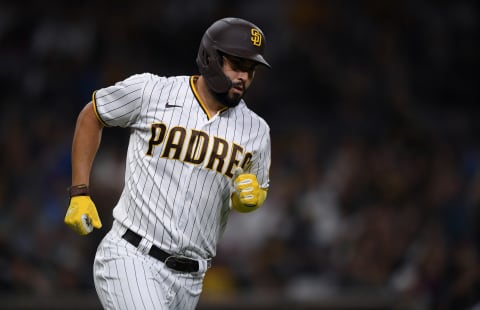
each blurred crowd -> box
[0,0,479,309]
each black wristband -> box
[68,184,90,197]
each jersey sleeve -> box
[93,73,151,127]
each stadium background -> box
[0,0,479,309]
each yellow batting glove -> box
[231,168,267,213]
[65,195,102,235]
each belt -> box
[122,229,200,273]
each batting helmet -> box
[196,17,271,94]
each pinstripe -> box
[202,182,224,246]
[114,250,128,308]
[95,81,144,101]
[139,263,157,309]
[108,245,120,309]
[139,79,165,235]
[154,79,180,250]
[128,78,162,230]
[148,82,169,244]
[175,93,204,252]
[101,245,111,308]
[118,242,131,309]
[120,259,138,309]
[120,257,135,309]
[99,88,140,107]
[94,240,110,308]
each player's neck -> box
[195,76,227,116]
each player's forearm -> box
[71,102,104,186]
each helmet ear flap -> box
[196,41,232,93]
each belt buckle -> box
[165,255,189,270]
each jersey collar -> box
[190,76,228,120]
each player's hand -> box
[234,170,260,207]
[64,196,102,235]
[231,168,267,212]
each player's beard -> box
[212,81,246,108]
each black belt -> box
[122,229,199,273]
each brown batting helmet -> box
[196,17,271,93]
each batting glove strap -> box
[64,196,102,235]
[68,184,90,197]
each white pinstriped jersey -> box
[93,73,271,260]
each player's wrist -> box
[68,184,90,197]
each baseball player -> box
[64,17,271,309]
